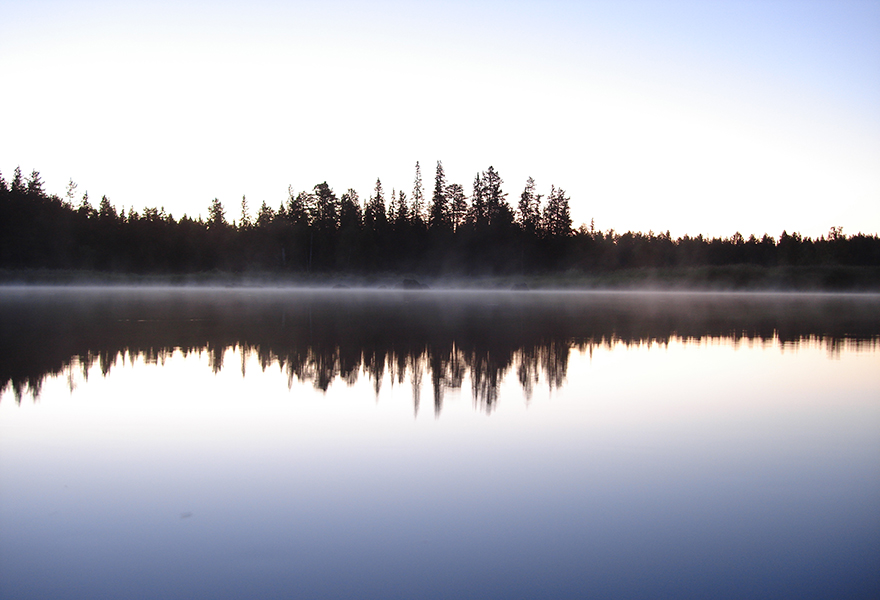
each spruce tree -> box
[11,167,24,194]
[256,200,275,228]
[98,195,118,221]
[429,160,449,230]
[392,189,409,226]
[411,161,424,225]
[65,178,78,207]
[518,176,542,235]
[365,178,387,230]
[468,172,485,225]
[482,166,509,226]
[78,191,94,218]
[207,197,226,229]
[239,195,251,229]
[26,170,44,196]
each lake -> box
[1,287,878,599]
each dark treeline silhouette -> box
[2,164,879,279]
[2,289,878,413]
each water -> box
[1,288,878,599]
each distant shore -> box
[2,265,879,291]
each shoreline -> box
[1,265,880,292]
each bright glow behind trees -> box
[1,0,878,238]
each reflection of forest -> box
[2,289,879,413]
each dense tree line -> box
[1,163,878,275]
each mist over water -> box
[3,287,878,407]
[1,288,878,599]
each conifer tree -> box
[543,185,572,237]
[391,189,409,226]
[482,166,509,226]
[517,176,542,234]
[207,197,226,229]
[411,161,425,225]
[256,200,275,228]
[65,178,78,207]
[429,160,450,230]
[446,183,467,231]
[365,178,387,229]
[78,191,94,218]
[240,195,251,229]
[468,172,485,225]
[26,170,44,196]
[11,167,24,194]
[284,187,311,226]
[339,189,362,229]
[98,195,118,221]
[312,182,339,230]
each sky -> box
[1,0,878,238]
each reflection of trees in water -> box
[2,291,879,411]
[228,340,567,414]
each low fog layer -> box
[3,288,878,410]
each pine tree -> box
[365,178,387,230]
[312,182,339,230]
[208,197,226,229]
[543,185,572,237]
[256,200,275,228]
[339,189,362,229]
[78,191,94,218]
[517,176,542,234]
[65,178,78,207]
[429,160,449,230]
[392,189,409,226]
[446,183,467,232]
[26,170,44,196]
[239,195,251,229]
[98,195,118,221]
[284,187,311,226]
[11,167,24,194]
[482,166,509,226]
[411,161,424,225]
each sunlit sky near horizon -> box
[2,0,878,238]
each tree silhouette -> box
[543,185,571,237]
[239,195,251,229]
[468,172,485,226]
[207,197,226,229]
[10,167,24,194]
[26,170,44,197]
[429,160,450,230]
[447,183,467,232]
[391,189,409,227]
[365,178,387,231]
[64,178,78,208]
[312,182,338,231]
[2,161,879,282]
[411,161,425,226]
[518,176,542,235]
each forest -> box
[1,163,879,286]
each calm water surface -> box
[1,288,879,599]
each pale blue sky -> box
[2,0,878,237]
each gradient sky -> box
[2,0,878,237]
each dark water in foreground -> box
[1,288,879,599]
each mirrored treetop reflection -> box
[2,288,879,414]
